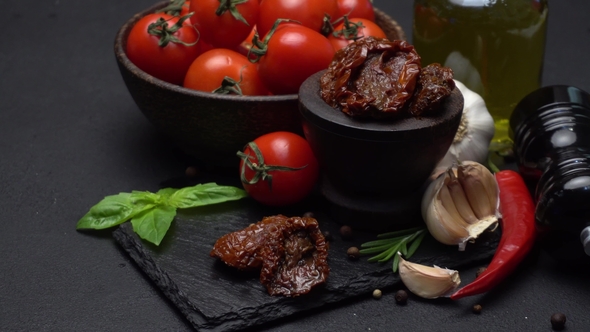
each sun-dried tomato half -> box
[210,215,290,270]
[407,63,455,116]
[320,37,422,119]
[210,215,330,297]
[259,216,329,297]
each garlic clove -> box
[429,197,471,246]
[422,162,499,250]
[438,185,466,226]
[398,254,461,299]
[457,164,494,219]
[462,161,500,219]
[446,169,479,224]
[422,172,470,247]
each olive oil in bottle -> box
[412,0,548,152]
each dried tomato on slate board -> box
[211,215,330,297]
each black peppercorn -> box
[340,225,353,240]
[185,166,199,177]
[550,313,566,330]
[347,247,360,260]
[322,230,333,242]
[472,304,482,314]
[394,290,408,305]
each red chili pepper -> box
[450,170,536,300]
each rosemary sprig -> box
[359,227,427,273]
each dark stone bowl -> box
[114,2,405,168]
[298,71,464,230]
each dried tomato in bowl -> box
[319,36,455,119]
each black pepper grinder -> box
[510,85,590,260]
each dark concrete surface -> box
[2,0,589,331]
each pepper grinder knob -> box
[581,226,590,256]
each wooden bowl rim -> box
[299,71,464,142]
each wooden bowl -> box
[298,71,464,230]
[114,2,405,168]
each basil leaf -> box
[156,187,178,200]
[131,191,162,205]
[167,182,247,209]
[76,193,154,230]
[131,205,177,246]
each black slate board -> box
[112,178,500,332]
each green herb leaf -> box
[360,235,408,248]
[77,183,247,246]
[156,187,178,199]
[407,230,426,257]
[359,227,427,273]
[167,182,247,208]
[131,191,163,205]
[131,205,177,246]
[76,193,154,230]
[392,251,401,273]
[376,226,424,239]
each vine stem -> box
[237,142,307,191]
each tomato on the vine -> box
[126,13,202,85]
[257,0,339,37]
[328,18,387,51]
[238,131,319,206]
[189,0,259,49]
[336,0,375,21]
[251,22,335,95]
[236,26,257,58]
[184,48,269,96]
[179,0,190,17]
[158,0,192,19]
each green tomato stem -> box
[237,141,307,191]
[215,0,249,25]
[147,13,197,47]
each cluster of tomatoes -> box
[126,0,385,96]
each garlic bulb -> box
[422,161,499,250]
[398,254,461,299]
[436,80,495,171]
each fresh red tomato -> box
[179,0,190,16]
[126,13,202,85]
[255,23,335,95]
[236,26,258,58]
[257,0,339,37]
[336,0,375,21]
[328,18,387,51]
[238,132,319,206]
[189,0,259,49]
[183,48,269,96]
